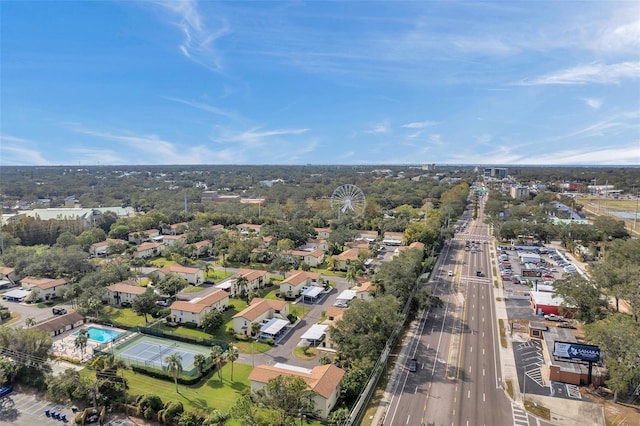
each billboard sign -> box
[522,269,542,278]
[553,341,601,362]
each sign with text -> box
[522,269,542,277]
[554,341,601,362]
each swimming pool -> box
[74,326,123,343]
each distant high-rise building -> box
[483,167,508,179]
[421,163,436,171]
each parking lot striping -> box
[566,384,582,399]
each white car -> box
[448,270,453,276]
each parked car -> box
[544,314,564,321]
[448,270,453,277]
[408,358,418,372]
[0,385,13,398]
[52,307,67,315]
[542,274,554,280]
[120,301,131,308]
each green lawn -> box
[149,258,175,267]
[206,269,233,281]
[154,323,213,340]
[182,285,206,293]
[310,267,346,278]
[99,307,149,328]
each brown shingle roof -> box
[282,271,320,286]
[137,242,162,252]
[35,311,84,333]
[170,289,228,313]
[233,298,287,322]
[0,266,15,275]
[107,281,146,295]
[161,264,200,275]
[249,364,345,399]
[334,248,360,261]
[21,277,69,290]
[237,268,268,282]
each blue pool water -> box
[74,326,123,343]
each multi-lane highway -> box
[383,196,512,426]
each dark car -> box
[52,307,67,315]
[0,385,13,398]
[476,271,483,277]
[408,358,418,372]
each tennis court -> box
[112,333,210,376]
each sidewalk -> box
[491,240,606,426]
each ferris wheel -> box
[331,184,366,217]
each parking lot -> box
[0,390,139,426]
[0,391,73,426]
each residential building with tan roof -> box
[237,223,262,235]
[382,231,404,245]
[282,249,325,267]
[332,248,362,271]
[0,266,17,284]
[314,227,332,239]
[355,229,378,241]
[134,242,163,258]
[35,311,85,337]
[232,298,289,335]
[322,306,346,349]
[106,280,146,306]
[248,363,345,419]
[193,240,211,257]
[128,228,160,244]
[232,268,268,297]
[163,222,189,235]
[169,289,229,326]
[353,280,374,301]
[89,239,128,257]
[162,234,187,246]
[159,264,203,285]
[20,276,70,300]
[280,271,322,298]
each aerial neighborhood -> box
[0,164,638,425]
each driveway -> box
[1,300,74,329]
[237,275,351,368]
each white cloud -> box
[0,135,52,165]
[582,98,602,109]
[151,0,230,72]
[429,134,445,145]
[406,131,422,139]
[401,121,437,129]
[215,127,311,147]
[163,96,240,120]
[594,18,640,53]
[366,120,390,134]
[516,62,640,85]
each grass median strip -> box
[524,399,551,420]
[498,319,507,348]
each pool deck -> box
[51,324,124,362]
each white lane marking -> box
[468,390,471,399]
[470,346,473,353]
[483,368,485,376]
[415,386,419,394]
[483,393,486,402]
[482,332,485,337]
[483,348,485,356]
[406,415,411,424]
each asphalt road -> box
[382,197,513,426]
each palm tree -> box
[235,275,249,298]
[75,328,89,360]
[250,321,261,337]
[226,344,239,381]
[210,345,225,383]
[164,353,183,393]
[193,353,207,377]
[25,317,36,327]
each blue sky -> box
[1,1,639,166]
